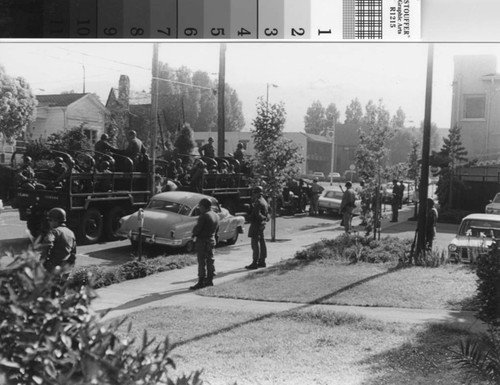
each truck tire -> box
[104,206,127,241]
[78,208,103,244]
[222,200,236,215]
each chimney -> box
[118,75,130,109]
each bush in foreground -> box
[448,241,500,384]
[0,251,203,385]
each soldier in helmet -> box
[245,186,270,269]
[48,157,69,189]
[233,142,245,162]
[198,137,216,158]
[40,207,77,272]
[94,133,116,154]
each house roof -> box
[36,93,88,107]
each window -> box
[463,95,486,119]
[83,129,98,144]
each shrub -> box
[69,254,197,289]
[475,242,500,327]
[0,251,203,385]
[294,234,412,264]
[448,241,500,384]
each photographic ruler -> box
[0,0,420,40]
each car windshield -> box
[146,199,191,215]
[493,194,500,203]
[458,219,500,238]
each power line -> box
[56,47,151,72]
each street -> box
[0,207,348,269]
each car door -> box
[212,202,231,237]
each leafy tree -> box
[0,65,37,143]
[304,101,339,136]
[193,71,217,132]
[435,124,468,209]
[45,124,92,154]
[157,63,245,135]
[251,97,304,242]
[0,251,203,385]
[390,106,406,129]
[304,100,326,135]
[407,138,420,185]
[388,128,415,165]
[224,86,245,132]
[325,103,340,134]
[344,98,363,124]
[174,123,195,155]
[355,100,393,238]
[418,121,442,152]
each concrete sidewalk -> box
[92,207,485,332]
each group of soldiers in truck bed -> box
[13,132,313,216]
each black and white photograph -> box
[1,40,500,384]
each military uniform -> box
[247,193,269,268]
[192,206,219,287]
[41,224,77,272]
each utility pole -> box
[217,43,226,157]
[416,43,434,258]
[151,43,160,194]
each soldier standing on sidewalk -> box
[245,186,269,269]
[190,198,220,290]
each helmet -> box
[101,133,109,141]
[24,156,32,163]
[55,157,64,164]
[237,143,243,148]
[208,137,214,142]
[101,161,110,169]
[47,207,66,223]
[252,186,263,194]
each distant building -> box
[27,93,108,144]
[451,55,500,160]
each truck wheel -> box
[104,206,127,241]
[223,201,236,215]
[78,208,103,244]
[226,228,239,245]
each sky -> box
[2,42,500,132]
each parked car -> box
[312,172,325,181]
[318,188,361,216]
[448,213,500,263]
[328,172,342,182]
[117,191,245,252]
[485,192,500,214]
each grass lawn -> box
[120,306,481,385]
[202,260,478,310]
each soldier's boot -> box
[204,278,214,287]
[189,278,205,290]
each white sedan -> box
[117,191,245,252]
[485,192,500,215]
[318,189,361,216]
[448,213,500,263]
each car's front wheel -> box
[226,228,239,245]
[185,240,195,253]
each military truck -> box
[11,149,151,244]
